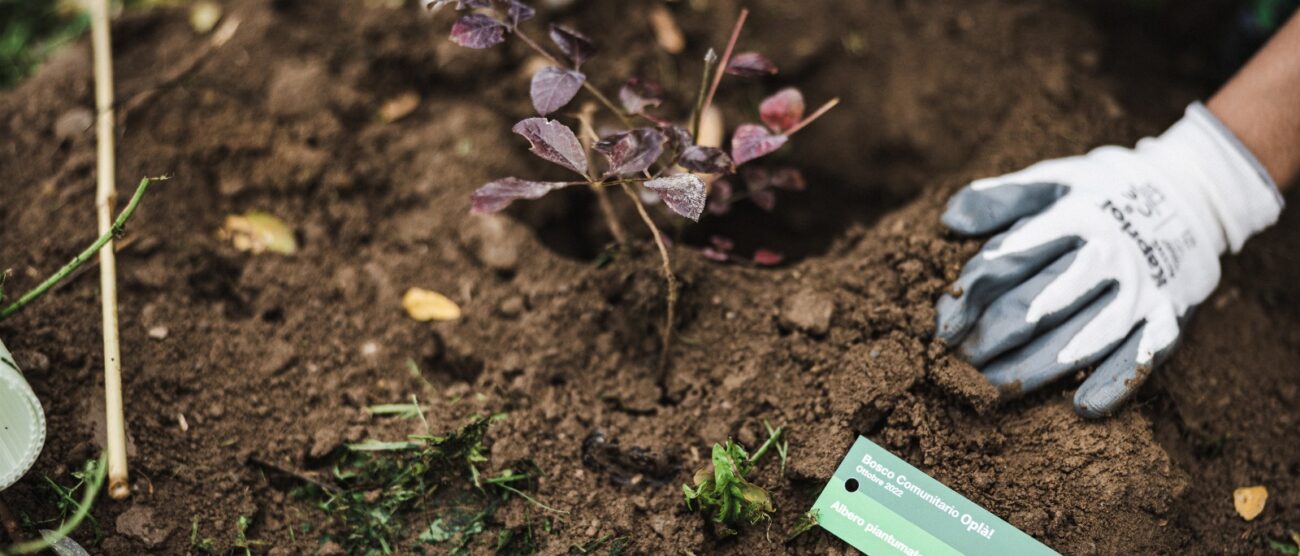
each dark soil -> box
[1,0,1296,554]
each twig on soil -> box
[617,182,678,382]
[0,179,155,320]
[89,0,130,501]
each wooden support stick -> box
[88,0,130,500]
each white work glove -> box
[0,339,45,491]
[936,103,1284,418]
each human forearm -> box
[1208,12,1300,192]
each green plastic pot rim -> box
[0,338,46,492]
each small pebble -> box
[54,108,94,141]
[148,326,169,340]
[498,296,525,318]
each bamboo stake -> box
[88,0,130,500]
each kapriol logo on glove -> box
[811,436,1059,556]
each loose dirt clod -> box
[780,288,834,336]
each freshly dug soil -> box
[1,0,1296,554]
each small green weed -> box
[1268,531,1300,555]
[682,423,786,536]
[784,509,819,542]
[1,456,105,556]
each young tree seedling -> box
[423,1,838,380]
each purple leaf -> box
[770,168,806,191]
[594,128,665,177]
[471,178,571,213]
[512,118,588,176]
[709,235,735,251]
[618,78,663,115]
[549,24,596,67]
[422,0,487,11]
[725,52,778,77]
[753,249,784,266]
[450,14,506,49]
[665,125,694,151]
[701,247,730,262]
[743,167,778,210]
[679,146,734,174]
[644,174,707,221]
[530,67,586,116]
[707,179,733,216]
[760,87,805,133]
[506,0,535,27]
[730,124,788,165]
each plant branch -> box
[617,183,678,383]
[513,28,633,128]
[699,9,749,126]
[0,179,156,320]
[784,97,841,136]
[576,104,628,245]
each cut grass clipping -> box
[296,410,566,555]
[682,422,786,536]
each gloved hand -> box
[936,103,1284,418]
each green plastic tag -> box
[811,436,1059,556]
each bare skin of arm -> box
[1208,11,1300,192]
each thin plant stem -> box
[593,185,627,245]
[617,183,678,382]
[784,98,841,136]
[2,456,107,555]
[513,29,633,128]
[576,104,628,245]
[0,179,155,320]
[746,425,784,469]
[689,49,719,140]
[699,9,749,126]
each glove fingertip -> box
[934,294,972,346]
[1073,370,1143,419]
[941,187,992,236]
[1074,357,1153,419]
